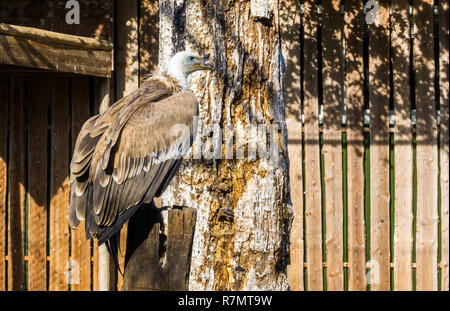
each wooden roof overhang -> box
[0,23,113,78]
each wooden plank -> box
[139,0,160,83]
[439,0,449,292]
[322,0,344,291]
[344,0,366,291]
[49,77,70,291]
[0,77,8,291]
[414,0,438,291]
[27,77,49,291]
[123,207,197,290]
[93,240,99,291]
[116,0,139,98]
[70,77,91,291]
[0,23,113,50]
[392,0,413,291]
[8,77,26,291]
[0,34,112,77]
[303,0,323,291]
[280,0,304,291]
[368,0,391,291]
[0,0,113,41]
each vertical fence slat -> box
[439,0,449,292]
[392,0,413,291]
[303,0,323,291]
[49,77,70,291]
[139,0,159,83]
[27,77,49,291]
[344,0,367,291]
[368,0,391,290]
[281,0,304,291]
[322,0,344,291]
[0,77,8,291]
[70,77,92,291]
[8,77,26,291]
[414,0,438,291]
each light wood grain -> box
[439,0,449,292]
[303,0,323,291]
[344,0,367,291]
[322,0,344,291]
[280,0,304,291]
[369,0,391,291]
[49,77,70,291]
[392,0,414,291]
[414,0,438,291]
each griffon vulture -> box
[68,51,214,266]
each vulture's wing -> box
[69,89,198,241]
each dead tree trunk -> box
[159,0,292,290]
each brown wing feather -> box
[90,91,198,227]
[69,76,198,239]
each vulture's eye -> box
[189,56,195,61]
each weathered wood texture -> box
[303,0,323,291]
[27,77,49,291]
[49,77,70,291]
[369,0,390,291]
[0,77,8,291]
[392,0,413,291]
[344,0,366,291]
[159,0,292,291]
[439,0,449,292]
[8,77,26,291]
[0,0,113,41]
[0,33,113,77]
[139,0,159,82]
[0,23,113,50]
[0,75,99,291]
[123,207,197,291]
[322,0,344,291]
[414,0,438,291]
[70,77,91,291]
[281,0,304,291]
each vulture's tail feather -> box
[96,203,141,245]
[105,231,122,276]
[96,203,142,274]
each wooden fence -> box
[0,0,157,291]
[0,0,448,291]
[0,75,116,290]
[284,0,448,291]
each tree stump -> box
[123,205,197,291]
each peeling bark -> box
[159,0,292,290]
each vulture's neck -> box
[165,66,189,91]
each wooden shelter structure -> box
[0,0,162,291]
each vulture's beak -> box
[201,58,215,71]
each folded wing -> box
[69,81,198,240]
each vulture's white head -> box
[165,51,214,90]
